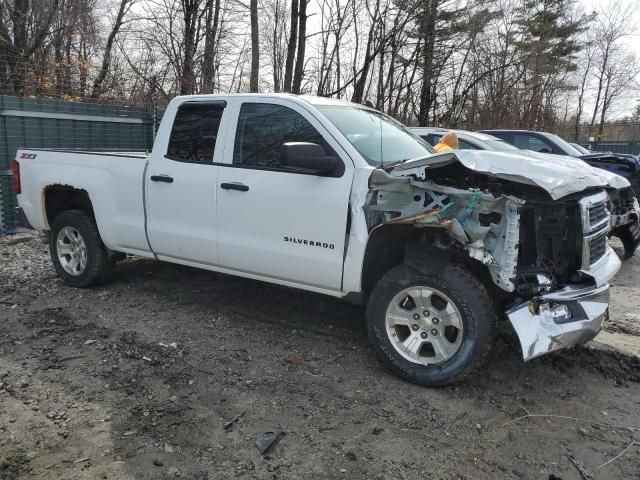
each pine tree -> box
[514,0,591,129]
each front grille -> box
[579,191,610,268]
[588,231,608,264]
[588,203,608,227]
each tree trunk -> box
[272,0,281,92]
[283,0,298,92]
[91,0,130,99]
[418,1,438,126]
[291,0,307,93]
[249,0,259,92]
[202,0,221,93]
[179,0,199,95]
[9,0,29,94]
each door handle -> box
[220,182,249,192]
[150,175,174,183]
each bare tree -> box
[589,0,636,135]
[201,0,222,92]
[91,0,135,98]
[291,0,307,93]
[249,0,259,91]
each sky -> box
[579,0,640,118]
[583,0,640,53]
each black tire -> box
[366,263,495,386]
[49,210,112,288]
[613,223,640,260]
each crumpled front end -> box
[367,169,523,292]
[369,156,621,361]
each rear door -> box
[145,100,228,265]
[215,98,353,292]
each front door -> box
[216,99,353,291]
[146,100,227,266]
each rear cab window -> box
[166,102,225,164]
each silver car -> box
[410,127,522,152]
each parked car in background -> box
[416,127,640,259]
[570,142,590,155]
[12,94,623,386]
[479,129,640,193]
[570,142,640,163]
[411,127,521,153]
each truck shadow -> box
[112,256,369,341]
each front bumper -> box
[610,197,640,228]
[506,246,621,361]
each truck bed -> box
[16,148,151,256]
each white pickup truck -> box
[14,94,622,385]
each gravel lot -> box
[1,234,639,480]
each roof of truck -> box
[173,93,368,109]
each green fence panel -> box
[0,95,157,233]
[584,141,640,156]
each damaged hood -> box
[517,150,630,191]
[391,150,628,200]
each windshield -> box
[482,139,521,152]
[316,105,435,166]
[542,132,584,157]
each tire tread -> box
[366,262,496,386]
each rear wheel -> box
[366,263,495,386]
[50,210,112,287]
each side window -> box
[233,103,324,169]
[488,132,508,141]
[428,134,441,146]
[458,139,480,150]
[166,103,224,164]
[513,134,552,153]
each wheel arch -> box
[360,224,457,300]
[44,185,95,229]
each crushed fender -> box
[366,168,524,292]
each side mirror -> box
[539,147,553,154]
[281,142,339,175]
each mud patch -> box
[0,450,31,480]
[605,317,640,336]
[541,345,640,383]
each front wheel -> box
[366,263,495,386]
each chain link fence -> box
[0,95,160,234]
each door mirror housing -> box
[281,142,339,175]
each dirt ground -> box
[1,234,639,480]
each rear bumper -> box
[506,246,620,361]
[14,206,33,230]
